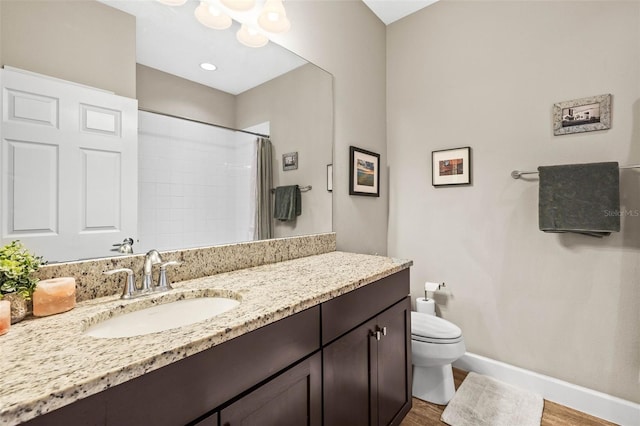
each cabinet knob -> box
[371,329,382,341]
[381,326,387,336]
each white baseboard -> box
[453,352,640,426]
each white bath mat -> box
[441,372,544,426]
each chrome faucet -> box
[142,249,163,292]
[103,249,182,299]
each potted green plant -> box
[0,241,45,323]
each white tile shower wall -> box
[138,111,255,252]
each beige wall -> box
[272,0,388,255]
[137,64,237,128]
[0,0,135,98]
[236,63,333,238]
[387,0,640,402]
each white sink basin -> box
[84,296,240,339]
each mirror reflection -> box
[0,0,333,263]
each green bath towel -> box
[538,162,620,237]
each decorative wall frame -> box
[432,146,471,187]
[282,152,298,171]
[553,94,611,136]
[327,164,333,192]
[349,146,380,197]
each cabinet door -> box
[220,352,321,426]
[376,297,412,426]
[323,317,377,426]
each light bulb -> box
[195,1,232,30]
[236,24,268,48]
[221,0,255,12]
[258,0,290,33]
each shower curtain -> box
[254,137,273,240]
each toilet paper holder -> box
[424,281,446,300]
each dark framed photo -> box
[432,147,471,187]
[553,94,611,136]
[349,146,380,197]
[282,152,298,171]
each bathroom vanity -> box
[0,249,412,426]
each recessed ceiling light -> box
[200,62,217,71]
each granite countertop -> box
[0,251,412,425]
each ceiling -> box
[99,0,438,95]
[362,0,439,25]
[100,0,306,95]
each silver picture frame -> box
[282,151,298,171]
[553,94,611,136]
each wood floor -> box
[400,369,617,426]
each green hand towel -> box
[274,185,302,221]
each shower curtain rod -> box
[511,164,640,179]
[138,108,270,139]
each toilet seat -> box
[411,311,462,344]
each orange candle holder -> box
[0,300,10,335]
[33,277,76,317]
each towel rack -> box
[511,164,640,179]
[271,185,312,193]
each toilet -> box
[411,309,466,405]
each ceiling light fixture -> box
[194,1,232,30]
[257,0,290,33]
[200,62,218,71]
[236,24,268,48]
[156,0,291,48]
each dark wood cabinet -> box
[323,298,411,426]
[219,352,322,426]
[24,306,321,426]
[324,317,378,426]
[376,299,412,426]
[22,269,411,426]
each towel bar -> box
[511,164,640,179]
[270,185,312,193]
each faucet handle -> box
[103,268,137,299]
[157,261,182,292]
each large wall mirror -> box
[0,0,333,263]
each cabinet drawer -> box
[321,269,409,345]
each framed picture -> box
[432,147,471,187]
[282,152,298,171]
[349,146,380,197]
[327,164,333,192]
[553,94,611,136]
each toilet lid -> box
[411,311,462,344]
